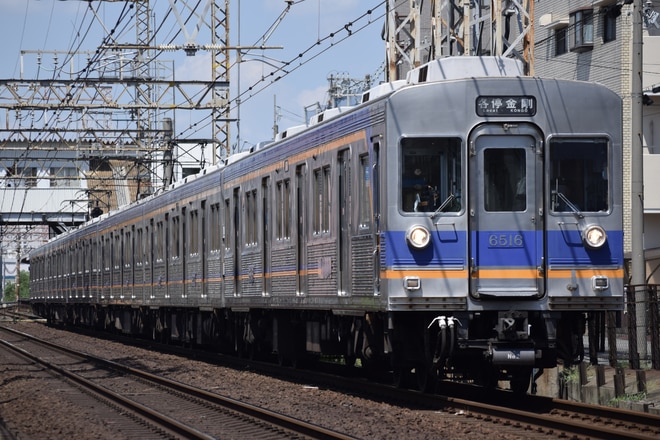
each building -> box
[534,0,660,282]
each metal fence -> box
[585,284,660,370]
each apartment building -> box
[534,0,660,281]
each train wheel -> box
[392,364,413,389]
[276,345,294,367]
[415,362,438,393]
[509,367,532,394]
[476,365,498,389]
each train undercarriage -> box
[31,302,585,394]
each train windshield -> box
[550,138,609,213]
[401,137,461,213]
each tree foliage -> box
[3,271,30,301]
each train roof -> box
[406,56,524,84]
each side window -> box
[136,228,143,265]
[105,235,111,270]
[171,216,180,259]
[401,137,462,213]
[155,221,164,261]
[189,209,199,255]
[114,233,121,269]
[144,223,151,265]
[550,138,609,213]
[276,179,291,240]
[246,189,258,245]
[224,198,231,250]
[313,166,331,234]
[210,203,221,251]
[124,229,132,267]
[358,154,371,229]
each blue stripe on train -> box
[382,229,624,267]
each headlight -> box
[406,225,431,249]
[582,225,607,249]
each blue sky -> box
[0,0,387,151]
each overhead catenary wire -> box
[176,0,389,140]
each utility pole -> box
[0,227,3,301]
[14,240,20,302]
[631,0,647,361]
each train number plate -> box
[488,233,524,248]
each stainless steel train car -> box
[29,56,624,393]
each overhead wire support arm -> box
[99,44,283,54]
[0,79,230,110]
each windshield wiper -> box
[553,191,583,219]
[430,193,456,219]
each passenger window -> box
[401,137,462,213]
[550,139,609,213]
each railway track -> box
[3,320,660,439]
[167,337,660,440]
[275,364,660,440]
[0,326,353,440]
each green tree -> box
[3,271,29,301]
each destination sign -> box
[476,96,536,117]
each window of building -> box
[49,167,80,187]
[555,26,568,56]
[602,5,620,43]
[570,9,594,52]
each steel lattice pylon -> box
[386,0,534,81]
[212,0,231,162]
[0,0,232,245]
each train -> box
[29,56,624,393]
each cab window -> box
[550,138,609,213]
[401,137,462,213]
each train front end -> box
[381,57,623,391]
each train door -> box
[296,165,307,295]
[338,149,351,296]
[147,220,154,299]
[233,189,241,296]
[201,201,207,298]
[182,207,187,298]
[165,214,170,299]
[262,177,271,296]
[371,138,381,295]
[469,124,544,298]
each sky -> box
[0,0,388,153]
